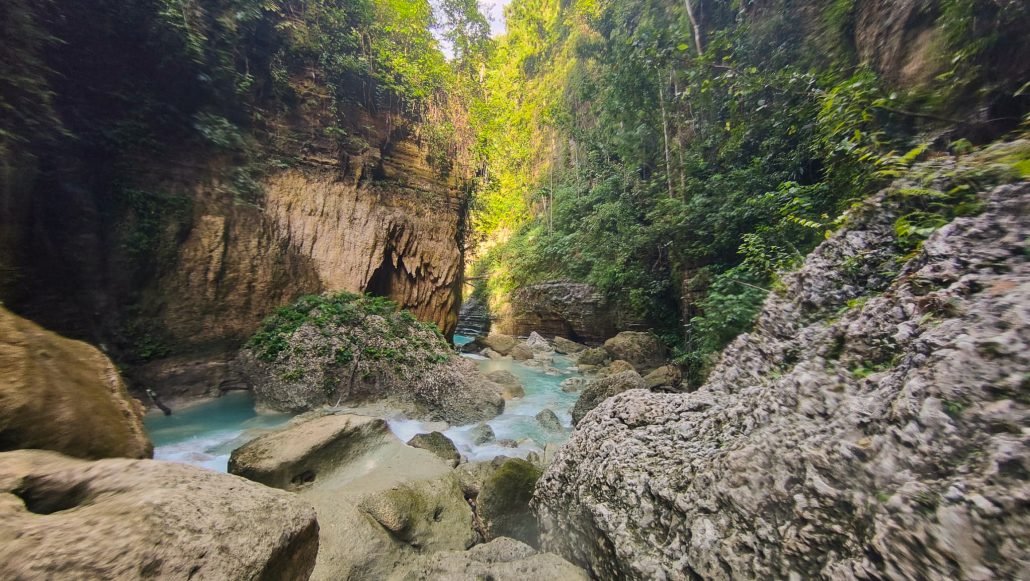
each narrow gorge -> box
[1,0,1027,579]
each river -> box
[144,335,580,471]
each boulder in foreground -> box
[0,449,318,581]
[0,306,152,460]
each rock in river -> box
[237,293,503,425]
[407,432,461,467]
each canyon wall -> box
[0,129,466,398]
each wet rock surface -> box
[407,432,461,466]
[478,458,544,546]
[229,414,390,490]
[536,180,1030,579]
[0,449,319,581]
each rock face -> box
[388,537,588,581]
[0,307,152,460]
[454,297,492,338]
[536,173,1030,578]
[570,370,646,426]
[602,331,667,373]
[1,112,467,402]
[0,449,319,581]
[493,282,636,344]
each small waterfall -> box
[455,297,491,337]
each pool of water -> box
[146,335,582,470]
[144,391,291,472]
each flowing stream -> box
[145,334,580,471]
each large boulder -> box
[229,414,389,490]
[535,409,563,433]
[483,333,518,356]
[602,332,667,373]
[387,537,588,581]
[643,364,683,390]
[0,307,152,460]
[570,370,645,426]
[598,359,634,377]
[553,336,587,354]
[237,293,503,425]
[576,346,610,367]
[229,413,468,580]
[486,370,526,400]
[470,423,496,445]
[510,343,534,361]
[406,432,460,466]
[525,332,553,352]
[478,458,543,546]
[535,176,1030,579]
[0,449,318,580]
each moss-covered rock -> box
[0,307,152,460]
[407,432,460,466]
[486,370,525,400]
[237,292,503,424]
[535,409,563,433]
[477,458,543,546]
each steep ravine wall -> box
[0,130,466,400]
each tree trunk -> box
[684,0,704,56]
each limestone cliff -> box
[0,117,467,400]
[0,0,471,401]
[534,144,1030,579]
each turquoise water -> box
[146,336,582,470]
[391,334,580,461]
[144,391,291,472]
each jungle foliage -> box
[470,0,1029,384]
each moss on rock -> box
[477,458,544,546]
